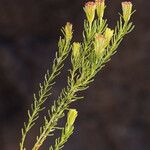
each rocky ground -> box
[0,0,150,150]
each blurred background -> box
[0,0,149,150]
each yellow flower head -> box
[95,0,105,19]
[67,109,78,127]
[104,28,114,43]
[122,1,133,22]
[65,22,73,41]
[72,42,81,58]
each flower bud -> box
[84,2,96,25]
[72,42,81,58]
[67,109,78,127]
[122,1,133,22]
[95,0,105,19]
[64,22,73,41]
[104,28,114,43]
[95,33,106,56]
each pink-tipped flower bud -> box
[95,33,106,56]
[95,0,105,19]
[122,1,133,22]
[84,2,96,25]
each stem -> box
[20,40,70,150]
[32,67,77,150]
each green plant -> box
[19,1,135,150]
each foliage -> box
[19,0,135,150]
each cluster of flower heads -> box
[84,0,105,25]
[62,0,133,60]
[84,0,133,24]
[64,0,133,59]
[85,0,133,55]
